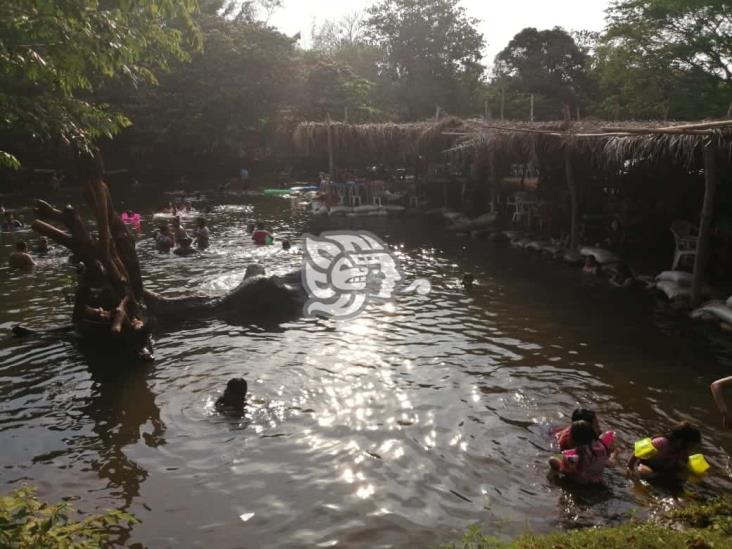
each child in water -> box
[155,224,175,253]
[549,420,614,484]
[193,217,210,250]
[173,237,198,257]
[582,254,601,276]
[627,421,702,480]
[554,408,603,450]
[251,222,272,246]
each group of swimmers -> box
[550,408,707,487]
[7,237,51,269]
[155,216,210,255]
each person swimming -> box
[172,216,188,242]
[193,217,210,250]
[251,221,272,246]
[610,263,637,288]
[215,378,248,415]
[549,420,614,484]
[281,239,291,251]
[582,254,601,276]
[627,421,702,480]
[246,219,256,234]
[555,408,602,451]
[2,212,23,231]
[462,272,475,290]
[173,236,198,256]
[8,241,35,269]
[155,224,175,253]
[35,237,50,255]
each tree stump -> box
[30,154,153,360]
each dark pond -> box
[1,192,731,547]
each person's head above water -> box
[570,420,597,447]
[256,221,264,230]
[666,421,701,451]
[179,237,193,248]
[216,378,248,413]
[571,408,600,434]
[462,272,475,288]
[281,239,291,250]
[15,241,27,252]
[197,217,206,228]
[584,255,598,267]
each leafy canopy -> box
[365,0,485,119]
[494,27,593,112]
[0,0,201,167]
[605,0,732,83]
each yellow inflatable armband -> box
[688,454,710,475]
[634,437,658,459]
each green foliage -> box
[606,0,732,83]
[596,0,732,119]
[445,497,732,549]
[365,0,485,119]
[0,485,137,548]
[494,27,594,115]
[0,0,201,167]
[114,13,294,157]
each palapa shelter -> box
[293,117,732,306]
[292,116,467,169]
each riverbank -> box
[448,496,732,548]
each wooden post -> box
[326,114,334,179]
[500,87,505,121]
[489,149,497,212]
[530,94,534,122]
[564,147,579,250]
[691,142,718,307]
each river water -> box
[1,193,731,548]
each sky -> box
[270,0,611,65]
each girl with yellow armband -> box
[627,421,702,480]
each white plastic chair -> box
[670,220,699,270]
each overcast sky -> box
[270,0,611,65]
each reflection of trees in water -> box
[78,351,165,510]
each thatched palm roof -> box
[292,117,467,161]
[293,118,732,167]
[449,119,732,167]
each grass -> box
[446,497,732,549]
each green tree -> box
[364,0,485,119]
[115,14,295,159]
[606,0,732,85]
[0,0,201,168]
[494,27,594,117]
[293,54,381,123]
[592,41,730,120]
[598,0,732,119]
